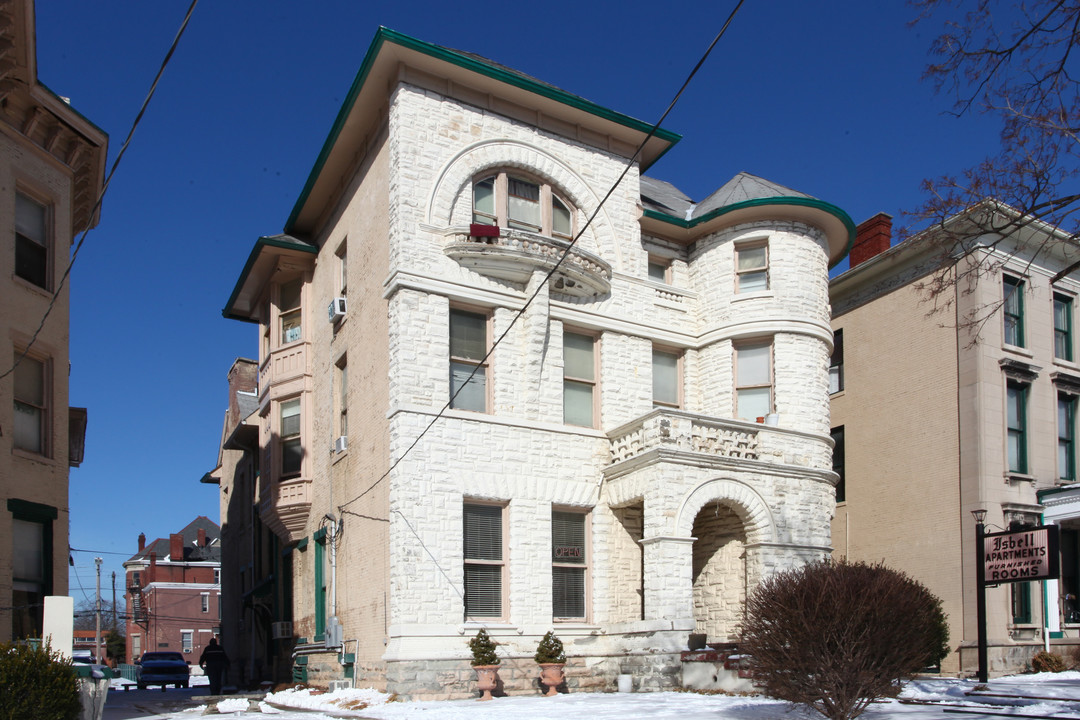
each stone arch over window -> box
[424,139,622,268]
[674,478,775,545]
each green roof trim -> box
[284,27,681,233]
[223,235,318,322]
[643,196,856,268]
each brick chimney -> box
[198,528,206,548]
[149,550,157,582]
[138,533,145,552]
[850,212,893,267]
[169,533,183,561]
[227,359,258,430]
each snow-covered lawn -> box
[117,672,1080,718]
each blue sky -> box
[42,1,1001,603]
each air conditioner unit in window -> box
[271,621,293,640]
[328,297,347,323]
[333,436,348,453]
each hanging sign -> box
[982,526,1059,584]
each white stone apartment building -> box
[0,0,106,643]
[217,28,852,697]
[831,205,1080,676]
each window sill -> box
[732,290,774,303]
[1053,357,1080,370]
[830,389,845,398]
[11,274,53,298]
[11,447,55,465]
[1006,472,1036,484]
[1002,343,1033,358]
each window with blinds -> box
[464,503,504,619]
[552,510,588,620]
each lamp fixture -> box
[971,508,987,525]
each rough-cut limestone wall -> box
[691,504,747,640]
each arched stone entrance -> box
[691,502,747,640]
[676,479,776,642]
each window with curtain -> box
[450,309,488,412]
[464,503,504,619]
[15,192,48,289]
[564,331,596,427]
[736,242,768,292]
[473,172,575,239]
[736,341,772,420]
[552,510,588,620]
[14,354,47,455]
[280,399,301,477]
[1007,381,1028,474]
[1003,275,1024,347]
[652,347,680,408]
[829,329,844,394]
[1055,293,1073,361]
[279,278,303,345]
[338,359,348,438]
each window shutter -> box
[464,504,502,618]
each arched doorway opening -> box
[691,502,747,642]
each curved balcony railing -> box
[445,226,612,298]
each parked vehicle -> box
[135,652,189,689]
[72,652,111,678]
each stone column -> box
[641,535,695,622]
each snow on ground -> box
[108,672,1080,719]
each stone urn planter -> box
[534,630,566,696]
[468,629,500,701]
[538,662,565,696]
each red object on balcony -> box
[470,223,500,237]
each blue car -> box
[136,651,190,690]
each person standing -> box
[198,637,230,695]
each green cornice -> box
[284,27,681,233]
[644,196,856,268]
[223,235,318,322]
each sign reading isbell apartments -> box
[983,526,1060,584]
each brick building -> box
[213,28,852,697]
[124,517,221,663]
[831,204,1080,675]
[0,0,107,643]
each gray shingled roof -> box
[641,171,814,222]
[127,516,221,563]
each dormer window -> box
[473,172,574,240]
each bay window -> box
[279,278,302,345]
[280,398,301,477]
[473,172,574,239]
[449,309,489,412]
[464,502,505,619]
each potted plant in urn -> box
[534,630,566,696]
[468,629,500,701]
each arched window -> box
[473,172,574,240]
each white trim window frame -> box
[647,256,671,284]
[200,593,209,613]
[652,346,682,408]
[563,330,598,427]
[181,630,193,653]
[449,308,490,413]
[463,501,507,621]
[735,339,773,421]
[552,508,590,622]
[278,277,303,346]
[473,172,574,240]
[279,397,302,479]
[735,240,769,293]
[336,239,348,297]
[337,356,348,438]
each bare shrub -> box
[739,559,949,720]
[1031,651,1066,673]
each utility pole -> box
[94,557,103,663]
[112,572,117,630]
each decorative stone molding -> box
[261,476,312,544]
[608,410,760,465]
[1051,370,1080,396]
[445,227,611,298]
[1000,357,1041,383]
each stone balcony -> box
[606,409,825,478]
[445,226,611,298]
[260,476,312,545]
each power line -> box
[0,0,200,381]
[338,0,747,514]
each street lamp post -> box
[972,509,988,683]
